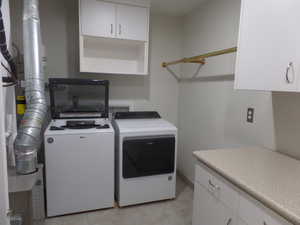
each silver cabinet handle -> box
[7,209,13,217]
[119,24,122,35]
[110,24,113,35]
[285,62,294,84]
[226,218,232,225]
[208,179,220,190]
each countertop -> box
[193,147,300,225]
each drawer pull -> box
[110,24,113,34]
[208,179,220,190]
[226,218,232,225]
[263,222,267,225]
[285,62,294,84]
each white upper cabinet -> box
[80,0,149,41]
[81,0,116,38]
[79,0,150,75]
[235,0,300,92]
[116,4,149,41]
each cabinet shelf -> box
[80,35,149,75]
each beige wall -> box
[177,0,276,182]
[10,0,182,126]
[273,92,300,158]
[10,0,300,185]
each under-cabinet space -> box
[79,36,148,75]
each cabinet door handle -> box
[119,24,122,35]
[6,209,13,217]
[285,62,294,84]
[263,221,267,225]
[110,24,113,35]
[208,179,220,190]
[226,218,232,225]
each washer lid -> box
[114,119,177,133]
[45,119,114,135]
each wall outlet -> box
[247,108,254,123]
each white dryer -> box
[113,112,177,207]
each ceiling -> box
[150,0,208,16]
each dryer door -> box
[123,135,175,178]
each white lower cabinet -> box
[263,209,292,225]
[193,164,293,225]
[192,183,235,225]
[237,207,291,225]
[237,218,248,225]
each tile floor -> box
[44,176,193,225]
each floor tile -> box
[44,176,193,225]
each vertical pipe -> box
[14,0,47,174]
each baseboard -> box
[177,170,194,189]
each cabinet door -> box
[235,0,300,92]
[237,218,249,225]
[263,209,293,225]
[80,0,116,38]
[192,182,235,225]
[239,192,292,225]
[116,4,149,41]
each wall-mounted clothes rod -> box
[162,47,237,68]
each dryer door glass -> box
[123,135,175,178]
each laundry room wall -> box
[10,0,300,185]
[177,0,276,183]
[272,92,300,159]
[10,0,182,126]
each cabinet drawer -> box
[263,208,292,225]
[193,182,236,225]
[239,192,293,225]
[195,164,213,189]
[238,193,263,225]
[195,164,239,211]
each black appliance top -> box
[49,120,110,130]
[114,111,161,119]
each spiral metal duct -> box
[14,0,47,174]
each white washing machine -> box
[113,112,177,207]
[44,119,114,217]
[44,78,114,217]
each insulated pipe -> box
[14,0,47,174]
